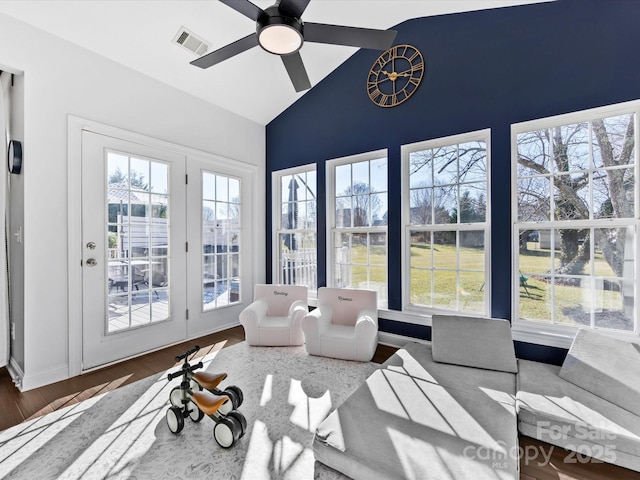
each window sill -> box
[512,319,640,349]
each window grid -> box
[513,102,639,335]
[329,153,388,306]
[273,166,318,292]
[403,131,490,315]
[202,172,241,311]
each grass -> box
[338,239,630,330]
[518,242,626,327]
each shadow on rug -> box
[0,342,377,479]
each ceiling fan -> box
[191,0,397,92]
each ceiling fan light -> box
[258,24,303,55]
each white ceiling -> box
[0,0,552,125]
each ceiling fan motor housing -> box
[256,5,304,55]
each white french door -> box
[81,132,187,369]
[185,157,251,337]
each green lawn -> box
[409,242,485,313]
[518,242,625,327]
[341,240,629,329]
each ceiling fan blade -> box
[219,0,264,21]
[281,52,311,92]
[304,22,397,50]
[278,0,311,18]
[191,33,259,69]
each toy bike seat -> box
[192,391,229,415]
[193,371,227,390]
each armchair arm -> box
[288,299,309,346]
[355,309,378,329]
[288,299,308,323]
[239,300,268,346]
[354,309,378,362]
[302,306,333,355]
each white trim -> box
[511,99,640,134]
[7,355,24,390]
[67,115,258,377]
[400,129,492,316]
[378,330,429,349]
[18,361,69,392]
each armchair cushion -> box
[302,287,378,362]
[239,284,308,346]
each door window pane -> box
[202,172,241,310]
[107,152,169,333]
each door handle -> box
[86,258,98,267]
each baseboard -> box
[378,331,429,349]
[9,359,69,392]
[7,356,24,390]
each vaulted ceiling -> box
[0,0,552,124]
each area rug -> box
[0,342,378,479]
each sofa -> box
[313,315,520,479]
[516,328,640,472]
[313,318,640,478]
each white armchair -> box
[302,287,378,362]
[239,284,308,346]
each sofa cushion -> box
[314,342,518,479]
[559,328,640,417]
[431,315,518,373]
[517,359,640,467]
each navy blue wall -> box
[265,0,640,365]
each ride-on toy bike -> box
[166,345,247,448]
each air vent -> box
[172,27,211,56]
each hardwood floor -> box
[1,328,637,480]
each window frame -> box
[326,149,388,307]
[511,100,640,347]
[271,163,318,295]
[401,129,492,316]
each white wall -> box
[0,12,266,389]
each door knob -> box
[86,258,98,267]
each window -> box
[402,130,490,315]
[273,165,317,292]
[328,151,388,306]
[202,172,241,310]
[513,101,638,335]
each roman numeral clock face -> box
[367,44,424,108]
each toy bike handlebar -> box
[167,361,204,381]
[175,345,200,362]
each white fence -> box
[280,248,317,291]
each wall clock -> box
[7,140,22,174]
[367,44,424,108]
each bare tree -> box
[517,114,634,276]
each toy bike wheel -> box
[190,379,202,393]
[166,406,184,434]
[213,417,241,448]
[188,400,205,422]
[222,386,242,411]
[169,386,183,407]
[225,385,244,408]
[227,410,247,437]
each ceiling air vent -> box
[172,27,211,56]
